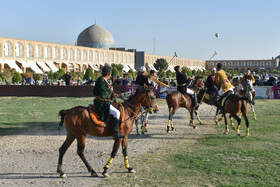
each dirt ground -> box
[0,103,218,187]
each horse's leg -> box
[214,108,220,125]
[57,129,75,178]
[231,114,241,136]
[242,102,250,136]
[224,114,229,134]
[140,111,146,134]
[76,135,98,177]
[167,107,176,133]
[142,111,149,134]
[250,103,257,120]
[135,117,140,135]
[189,109,197,129]
[102,139,122,177]
[194,110,203,125]
[121,137,136,173]
[229,114,235,130]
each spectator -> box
[163,77,168,85]
[64,72,72,86]
[262,72,269,85]
[44,76,51,86]
[82,78,94,86]
[77,75,82,86]
[35,78,42,85]
[170,79,176,86]
[22,77,26,85]
[122,76,129,85]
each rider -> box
[174,65,199,108]
[240,68,255,105]
[147,69,168,91]
[215,63,235,114]
[136,66,149,87]
[205,67,217,104]
[94,64,123,140]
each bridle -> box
[122,88,156,122]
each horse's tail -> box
[58,109,67,127]
[166,93,172,108]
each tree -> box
[112,67,119,77]
[53,69,65,80]
[159,69,166,78]
[128,69,136,80]
[154,58,168,72]
[84,67,94,80]
[12,72,22,84]
[48,70,54,81]
[182,67,192,76]
[166,70,173,78]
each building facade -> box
[206,58,280,73]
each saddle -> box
[221,93,232,107]
[88,103,126,127]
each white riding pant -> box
[109,105,120,119]
[186,88,194,95]
[218,87,234,96]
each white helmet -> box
[212,68,216,71]
[139,66,147,72]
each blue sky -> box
[1,0,279,60]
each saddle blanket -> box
[221,94,232,107]
[89,103,125,127]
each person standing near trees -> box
[64,72,72,86]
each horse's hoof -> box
[223,132,228,135]
[141,131,145,135]
[193,126,197,129]
[199,122,203,125]
[102,172,109,178]
[128,168,136,173]
[91,172,98,177]
[237,134,241,137]
[60,173,67,178]
[171,127,174,131]
[232,127,235,130]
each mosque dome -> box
[77,23,114,49]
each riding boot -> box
[216,95,225,114]
[112,117,125,140]
[192,93,200,108]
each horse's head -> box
[192,77,204,92]
[138,84,159,112]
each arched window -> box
[45,45,51,59]
[0,43,2,57]
[110,52,114,63]
[222,62,226,67]
[260,61,265,67]
[105,52,109,63]
[82,49,87,61]
[228,62,233,67]
[247,61,252,67]
[16,42,24,57]
[241,62,245,67]
[119,53,123,63]
[115,53,118,63]
[128,54,131,64]
[53,46,60,59]
[88,50,93,61]
[266,61,271,67]
[75,49,81,60]
[234,62,239,67]
[26,43,34,58]
[61,47,67,60]
[209,62,214,67]
[36,44,43,58]
[95,51,99,62]
[124,54,127,63]
[69,48,74,60]
[100,51,104,62]
[4,41,13,57]
[254,62,258,67]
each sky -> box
[1,0,279,61]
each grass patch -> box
[0,97,92,136]
[103,100,280,186]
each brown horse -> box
[165,77,204,132]
[217,92,250,136]
[57,86,158,178]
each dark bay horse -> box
[165,77,204,132]
[57,86,158,178]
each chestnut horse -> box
[165,77,204,132]
[57,86,158,178]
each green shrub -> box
[12,72,22,84]
[84,67,94,80]
[53,69,65,80]
[112,67,119,77]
